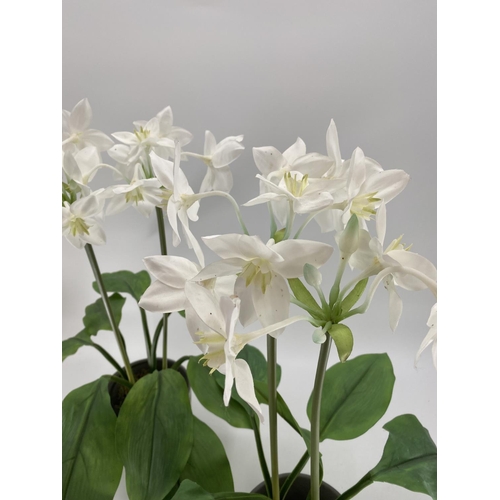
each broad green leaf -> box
[338,414,437,500]
[288,278,323,316]
[341,278,368,314]
[307,353,395,441]
[92,270,151,302]
[62,329,92,361]
[187,356,252,429]
[214,494,270,499]
[328,324,354,362]
[171,480,213,500]
[116,369,193,500]
[180,417,234,493]
[83,293,126,335]
[62,378,122,500]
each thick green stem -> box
[336,474,373,500]
[267,336,280,500]
[151,316,165,368]
[171,355,191,371]
[85,244,135,384]
[106,375,133,390]
[280,450,309,499]
[250,414,272,497]
[310,336,332,500]
[140,307,152,366]
[155,207,169,369]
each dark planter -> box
[251,473,340,499]
[108,358,189,416]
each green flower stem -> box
[155,207,169,369]
[75,338,127,379]
[267,336,280,500]
[84,244,135,384]
[329,257,347,306]
[310,335,332,500]
[280,450,309,499]
[170,355,191,371]
[250,414,272,497]
[140,307,152,366]
[283,200,295,240]
[151,316,165,367]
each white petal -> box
[211,167,233,193]
[166,201,181,246]
[69,98,92,132]
[72,194,100,217]
[157,106,173,131]
[363,169,410,204]
[143,255,200,287]
[167,127,193,147]
[204,130,217,156]
[111,131,138,145]
[184,282,226,336]
[202,234,284,263]
[138,280,187,313]
[199,166,216,193]
[107,144,131,164]
[81,129,114,151]
[389,250,437,291]
[234,274,258,326]
[252,146,287,176]
[252,274,290,336]
[386,277,403,332]
[233,359,264,422]
[106,194,128,216]
[193,258,247,281]
[376,201,387,245]
[185,305,208,352]
[349,230,377,270]
[314,209,336,233]
[292,153,333,177]
[212,141,244,168]
[150,152,174,190]
[326,119,342,166]
[293,192,334,214]
[347,148,366,198]
[83,222,106,246]
[63,152,81,182]
[243,192,287,207]
[271,240,333,278]
[282,138,306,164]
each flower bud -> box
[337,214,360,257]
[303,263,322,288]
[312,327,327,344]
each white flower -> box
[184,131,244,193]
[193,234,333,332]
[106,163,163,217]
[62,192,106,249]
[62,99,114,154]
[349,202,437,331]
[62,147,102,187]
[109,106,192,165]
[150,146,204,266]
[416,303,437,368]
[184,288,309,421]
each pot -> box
[108,358,189,416]
[251,473,340,499]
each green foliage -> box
[115,369,193,500]
[338,414,437,500]
[328,324,354,362]
[307,354,395,441]
[62,378,122,500]
[288,278,324,317]
[170,481,269,500]
[62,293,126,361]
[180,417,234,493]
[273,228,286,243]
[187,356,252,429]
[92,270,151,302]
[341,278,368,314]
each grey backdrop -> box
[63,1,436,498]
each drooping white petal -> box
[82,222,106,246]
[166,200,181,246]
[184,282,226,336]
[185,305,209,352]
[376,201,387,246]
[349,230,377,270]
[251,273,290,336]
[388,250,437,291]
[233,359,264,422]
[212,140,244,168]
[70,98,92,132]
[138,280,187,313]
[71,194,100,217]
[107,144,131,165]
[178,209,205,267]
[150,152,174,190]
[105,194,128,216]
[234,274,258,326]
[385,276,403,332]
[271,240,333,278]
[143,255,200,287]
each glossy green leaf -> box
[341,278,368,314]
[92,270,151,302]
[116,369,193,500]
[83,293,126,334]
[328,324,354,362]
[180,417,234,493]
[288,278,323,316]
[187,356,252,429]
[62,329,93,361]
[338,414,437,500]
[307,353,395,441]
[62,378,122,500]
[171,480,213,500]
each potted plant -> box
[62,100,437,500]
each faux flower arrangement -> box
[62,99,437,500]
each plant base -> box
[251,473,340,499]
[108,358,189,415]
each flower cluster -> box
[62,99,437,420]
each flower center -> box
[125,187,144,205]
[240,260,273,293]
[69,216,90,236]
[283,172,309,197]
[134,126,151,142]
[350,192,380,220]
[385,235,412,253]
